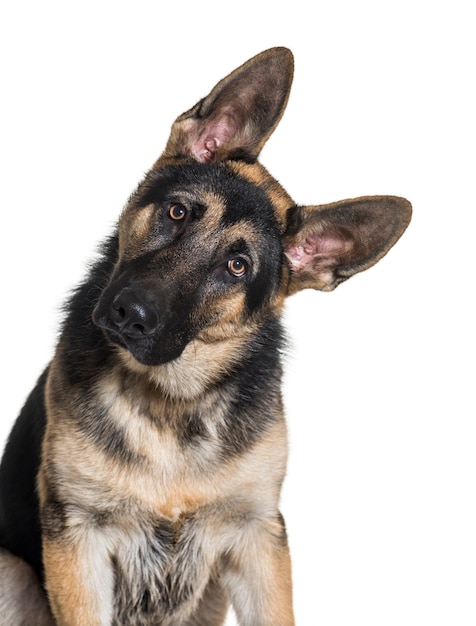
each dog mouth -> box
[100,324,188,366]
[92,301,190,367]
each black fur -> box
[134,162,284,314]
[0,161,287,588]
[0,47,411,625]
[0,368,48,579]
[216,315,285,457]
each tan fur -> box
[227,161,294,230]
[41,362,290,624]
[118,203,157,257]
[121,321,262,400]
[223,521,294,626]
[43,538,114,626]
[1,46,410,626]
[43,363,287,521]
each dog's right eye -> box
[168,204,186,220]
[227,257,248,278]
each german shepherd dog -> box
[0,47,411,625]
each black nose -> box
[109,289,159,338]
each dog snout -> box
[109,289,159,338]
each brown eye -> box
[169,204,186,220]
[227,257,247,277]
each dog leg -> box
[42,532,114,626]
[0,548,55,626]
[222,516,295,626]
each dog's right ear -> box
[160,47,294,164]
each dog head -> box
[92,48,411,393]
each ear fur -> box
[161,47,294,163]
[283,196,412,294]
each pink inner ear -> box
[189,114,238,163]
[285,232,353,271]
[192,137,218,163]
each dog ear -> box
[283,196,412,294]
[161,47,294,163]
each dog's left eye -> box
[227,257,247,278]
[168,204,186,220]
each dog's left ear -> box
[161,47,294,163]
[283,196,412,294]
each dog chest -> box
[110,515,215,625]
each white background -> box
[0,1,474,625]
